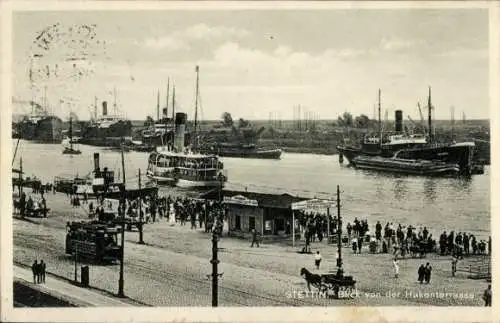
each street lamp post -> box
[210,172,225,307]
[336,185,343,271]
[74,245,78,283]
[19,157,23,197]
[211,232,220,307]
[118,139,126,298]
[138,168,144,244]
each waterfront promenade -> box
[13,188,487,306]
[14,265,134,307]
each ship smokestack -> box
[174,112,187,152]
[93,153,100,173]
[395,110,403,133]
[102,101,108,116]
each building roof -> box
[200,188,309,209]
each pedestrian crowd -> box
[84,193,227,235]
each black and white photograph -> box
[1,1,497,322]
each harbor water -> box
[12,140,490,239]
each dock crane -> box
[416,102,427,136]
[407,115,417,134]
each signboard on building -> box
[291,199,335,211]
[265,220,272,231]
[224,195,259,207]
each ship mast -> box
[94,95,98,121]
[171,85,176,149]
[156,89,160,122]
[165,78,170,121]
[194,65,200,149]
[29,56,34,115]
[378,89,382,147]
[114,87,117,116]
[428,86,433,143]
[171,85,175,121]
[69,114,73,151]
[43,85,47,115]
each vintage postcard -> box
[1,1,498,322]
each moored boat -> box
[62,116,81,155]
[79,92,133,147]
[200,143,282,159]
[337,88,475,174]
[351,154,461,177]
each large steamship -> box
[79,99,133,147]
[14,100,63,143]
[337,88,475,175]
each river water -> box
[12,139,490,238]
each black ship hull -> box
[337,142,475,174]
[472,139,490,165]
[142,132,173,147]
[100,187,159,200]
[35,116,63,143]
[80,120,133,147]
[15,116,63,143]
[199,146,282,159]
[351,155,460,177]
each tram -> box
[65,221,122,263]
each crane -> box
[417,102,425,124]
[407,115,417,134]
[408,115,426,136]
[416,102,427,136]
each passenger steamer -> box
[79,92,133,147]
[146,112,227,188]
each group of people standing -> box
[31,260,46,284]
[439,230,490,258]
[15,190,48,218]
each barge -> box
[351,155,461,177]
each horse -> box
[300,267,324,292]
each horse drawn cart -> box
[300,268,356,299]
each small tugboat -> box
[351,153,461,177]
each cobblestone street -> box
[13,189,485,306]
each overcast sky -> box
[12,8,489,121]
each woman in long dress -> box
[393,257,399,278]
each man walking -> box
[314,251,322,270]
[40,260,46,283]
[483,284,492,306]
[424,262,432,284]
[250,229,260,248]
[393,257,399,279]
[31,260,38,283]
[451,257,458,277]
[417,264,425,283]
